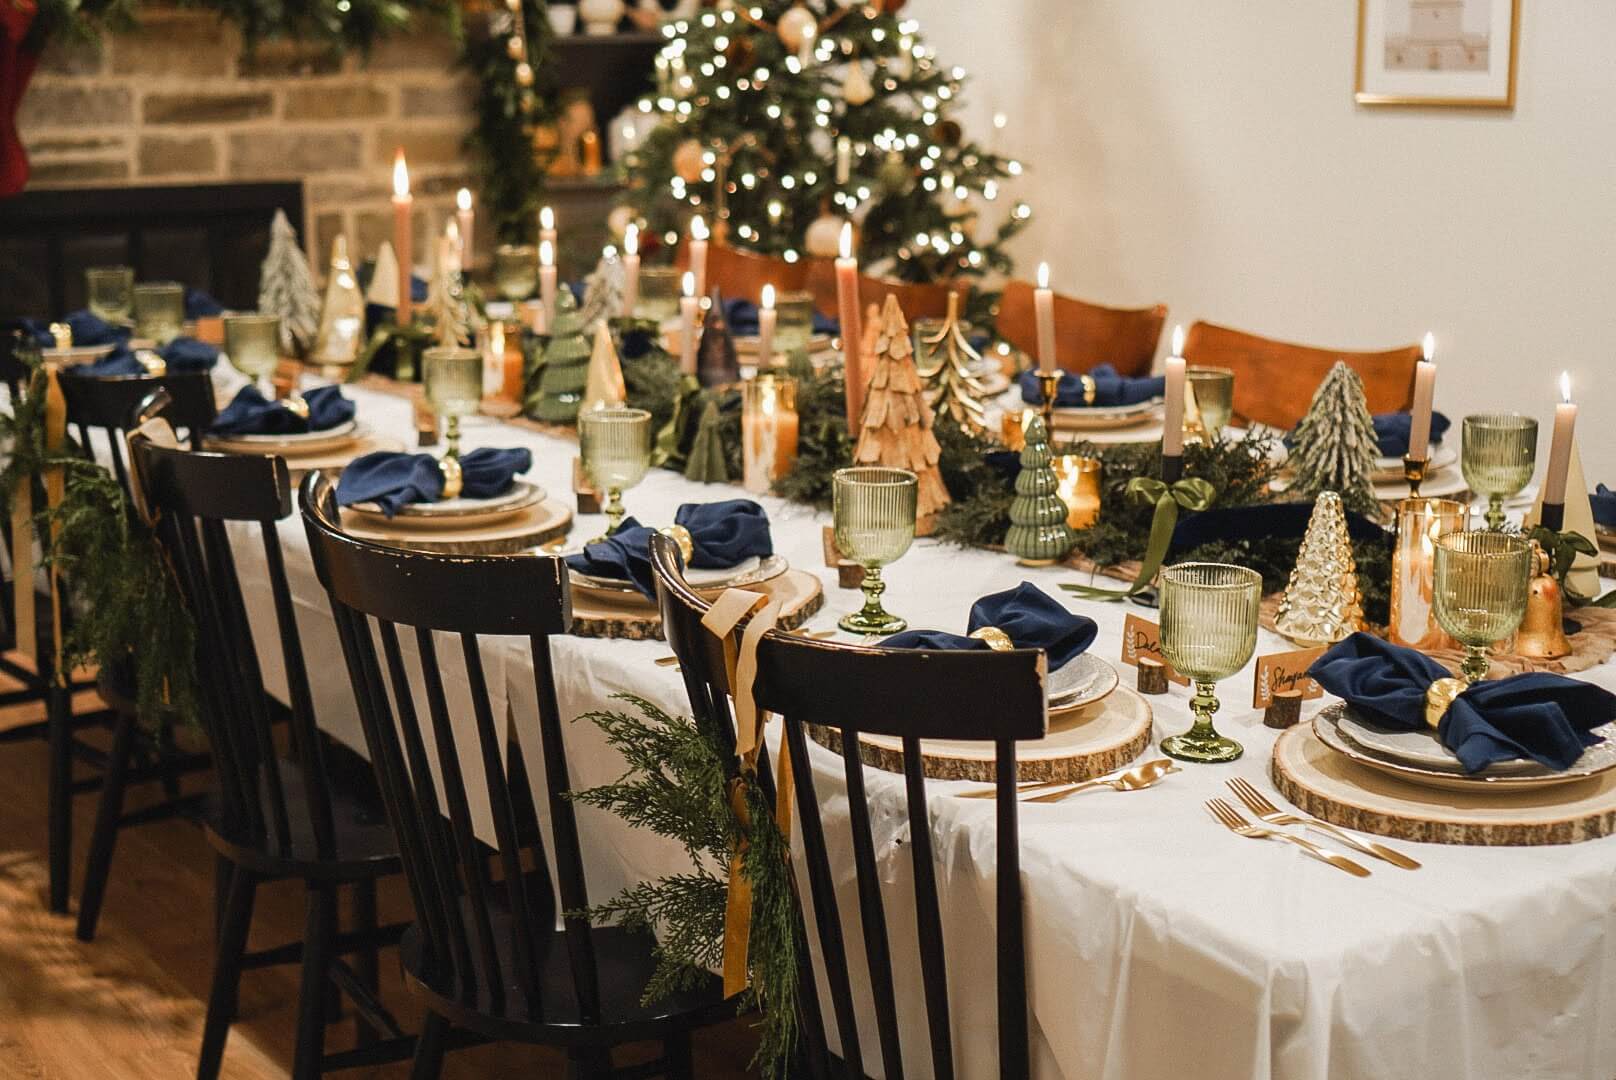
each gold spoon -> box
[958,758,1177,801]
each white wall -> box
[912,0,1616,484]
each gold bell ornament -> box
[1515,539,1573,661]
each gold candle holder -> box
[1036,370,1062,431]
[1389,497,1466,650]
[1053,454,1101,530]
[1402,455,1429,497]
[741,374,800,493]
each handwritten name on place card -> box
[1252,646,1325,709]
[1120,614,1188,685]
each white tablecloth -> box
[230,381,1616,1080]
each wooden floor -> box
[0,683,761,1079]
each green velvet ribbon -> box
[1061,476,1217,601]
[652,373,702,469]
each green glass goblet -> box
[1186,366,1235,442]
[493,244,538,302]
[132,281,185,345]
[636,266,683,323]
[579,407,652,535]
[85,265,134,325]
[833,466,918,634]
[422,345,483,463]
[224,313,281,395]
[1461,413,1537,530]
[1433,530,1532,684]
[1158,562,1262,763]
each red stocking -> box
[0,0,41,197]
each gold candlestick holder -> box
[1036,370,1062,431]
[1402,455,1429,497]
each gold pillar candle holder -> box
[1389,497,1467,650]
[1402,456,1430,497]
[133,281,185,345]
[1053,454,1101,530]
[741,375,799,494]
[1517,541,1573,660]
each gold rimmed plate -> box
[571,553,790,596]
[207,420,360,456]
[1048,654,1120,710]
[347,480,544,529]
[1051,398,1163,432]
[1372,443,1457,483]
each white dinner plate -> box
[1336,708,1541,776]
[1371,443,1457,482]
[571,552,789,595]
[1048,653,1120,710]
[43,343,117,364]
[207,420,359,455]
[1051,398,1164,432]
[1371,464,1468,502]
[347,480,543,529]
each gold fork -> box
[1226,776,1421,870]
[1205,798,1371,877]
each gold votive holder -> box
[773,290,816,353]
[1053,454,1102,530]
[1389,497,1467,650]
[1000,410,1029,452]
[742,374,799,493]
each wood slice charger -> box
[339,497,573,556]
[812,682,1154,784]
[569,569,824,641]
[1271,723,1616,846]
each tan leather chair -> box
[995,279,1166,377]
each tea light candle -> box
[689,214,709,301]
[680,271,699,375]
[1054,454,1101,529]
[622,223,641,317]
[1034,262,1056,374]
[1408,331,1437,461]
[538,239,557,332]
[758,284,777,366]
[743,375,799,492]
[456,187,474,268]
[391,149,413,325]
[835,222,864,431]
[538,205,557,255]
[1543,371,1577,520]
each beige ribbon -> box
[12,365,68,678]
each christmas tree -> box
[618,2,1030,289]
[1289,361,1380,517]
[1005,414,1076,565]
[1275,491,1363,646]
[853,295,949,527]
[579,251,626,334]
[427,224,475,348]
[697,288,739,387]
[915,289,989,433]
[526,289,591,423]
[581,322,626,411]
[684,400,730,483]
[258,209,320,356]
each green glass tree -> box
[1289,360,1380,518]
[684,399,730,483]
[1005,414,1076,565]
[526,289,591,423]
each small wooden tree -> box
[1005,414,1076,564]
[915,290,989,433]
[527,289,591,423]
[853,294,950,530]
[1290,361,1380,517]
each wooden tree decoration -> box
[427,225,474,348]
[1005,413,1077,565]
[527,289,591,423]
[697,287,740,387]
[854,294,950,529]
[1289,360,1380,517]
[257,208,319,356]
[915,289,990,433]
[581,322,626,412]
[579,250,625,334]
[1275,491,1364,645]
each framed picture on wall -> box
[1356,0,1520,108]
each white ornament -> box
[804,213,844,258]
[777,4,816,51]
[842,61,874,106]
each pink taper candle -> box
[1162,325,1187,457]
[758,284,777,364]
[835,222,864,431]
[391,149,413,325]
[1544,371,1577,506]
[688,215,709,301]
[1408,332,1437,461]
[538,240,557,333]
[455,187,474,269]
[679,271,699,375]
[1034,261,1056,373]
[621,223,641,317]
[538,205,557,255]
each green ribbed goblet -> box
[1433,530,1531,684]
[1461,413,1537,530]
[1186,366,1235,441]
[423,345,483,462]
[833,466,918,634]
[579,407,652,536]
[1159,562,1261,763]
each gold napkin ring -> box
[1424,676,1464,730]
[48,322,72,350]
[661,523,695,564]
[438,454,464,500]
[282,393,310,420]
[1080,374,1097,406]
[969,626,1014,651]
[134,349,167,377]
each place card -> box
[1251,646,1325,709]
[1119,614,1187,685]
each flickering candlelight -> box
[758,283,777,366]
[1034,261,1056,374]
[391,149,413,324]
[689,214,709,300]
[680,271,699,375]
[538,205,557,254]
[835,222,864,432]
[455,187,474,268]
[1543,371,1578,521]
[538,239,557,333]
[1162,324,1187,462]
[742,375,800,493]
[622,223,641,317]
[1408,331,1437,461]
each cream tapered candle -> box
[1162,325,1187,457]
[1034,261,1056,373]
[679,271,699,375]
[1544,371,1578,508]
[621,223,641,317]
[1408,332,1437,461]
[758,283,777,364]
[688,214,709,301]
[455,187,474,269]
[391,149,413,325]
[834,222,865,431]
[538,239,557,333]
[538,205,557,255]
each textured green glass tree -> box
[527,289,591,423]
[1005,414,1076,565]
[618,2,1030,291]
[684,399,729,483]
[1289,360,1381,518]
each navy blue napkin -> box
[1372,411,1451,458]
[185,289,223,318]
[723,298,839,338]
[565,499,774,600]
[335,447,533,517]
[883,582,1098,672]
[210,384,354,436]
[1591,484,1616,527]
[1019,364,1164,408]
[64,336,220,378]
[20,311,132,349]
[1309,632,1616,773]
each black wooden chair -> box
[649,533,1047,1079]
[60,371,219,940]
[129,434,413,1079]
[300,470,737,1080]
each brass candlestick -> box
[1036,370,1062,431]
[1402,455,1429,497]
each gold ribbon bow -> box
[437,454,463,500]
[11,364,69,677]
[1061,476,1217,601]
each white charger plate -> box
[1051,398,1164,432]
[1336,708,1540,776]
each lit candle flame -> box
[762,283,775,309]
[444,218,459,244]
[690,214,708,241]
[1036,261,1049,290]
[1560,370,1572,403]
[838,221,853,260]
[539,205,554,231]
[1422,331,1435,363]
[539,239,553,267]
[456,187,472,211]
[1171,324,1185,357]
[391,150,410,198]
[683,271,696,298]
[993,111,1008,130]
[624,222,639,255]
